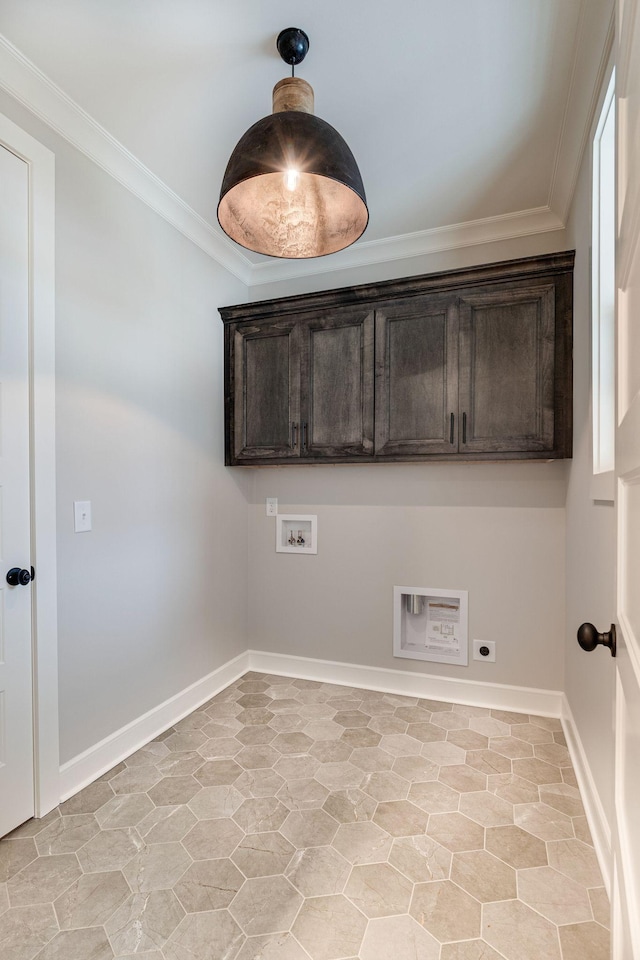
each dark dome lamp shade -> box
[217,29,368,259]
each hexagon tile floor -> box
[1,673,611,960]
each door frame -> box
[0,112,58,818]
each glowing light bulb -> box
[284,168,299,191]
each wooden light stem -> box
[272,77,314,114]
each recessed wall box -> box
[276,514,317,554]
[394,585,468,666]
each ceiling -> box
[0,0,612,284]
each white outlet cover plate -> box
[473,639,496,662]
[74,500,92,532]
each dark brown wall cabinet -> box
[220,251,573,466]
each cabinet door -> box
[375,297,459,457]
[300,308,374,459]
[232,320,301,462]
[458,284,555,453]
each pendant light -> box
[217,28,368,259]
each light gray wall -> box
[248,468,567,690]
[0,42,616,793]
[2,83,611,778]
[0,92,249,764]
[245,233,570,694]
[564,120,616,827]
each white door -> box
[0,143,34,837]
[612,0,640,953]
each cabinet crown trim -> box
[219,251,575,323]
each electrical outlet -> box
[473,639,496,662]
[266,497,278,517]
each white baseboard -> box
[58,651,251,802]
[247,649,563,717]
[57,649,613,902]
[58,647,567,805]
[561,693,612,895]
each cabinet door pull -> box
[301,421,308,450]
[449,413,455,445]
[291,421,298,449]
[462,412,467,444]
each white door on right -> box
[612,0,640,954]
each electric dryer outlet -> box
[472,639,496,662]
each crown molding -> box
[548,1,615,224]
[0,32,569,290]
[0,33,254,285]
[248,206,565,286]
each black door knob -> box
[6,567,33,587]
[577,622,616,657]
